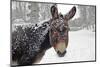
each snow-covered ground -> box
[39,30,95,64]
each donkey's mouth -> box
[57,50,66,57]
[55,41,66,57]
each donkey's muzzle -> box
[57,50,66,57]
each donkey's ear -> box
[51,5,59,18]
[65,6,76,20]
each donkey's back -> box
[12,21,51,65]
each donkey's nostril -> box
[57,51,61,55]
[63,50,66,55]
[57,50,66,57]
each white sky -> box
[57,4,80,19]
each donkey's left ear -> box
[65,6,76,20]
[51,5,59,19]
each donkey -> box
[50,5,76,57]
[11,5,76,66]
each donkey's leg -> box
[18,55,33,65]
[34,50,46,63]
[18,50,46,65]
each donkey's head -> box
[50,5,76,57]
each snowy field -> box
[39,30,95,64]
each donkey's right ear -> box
[65,6,76,20]
[51,5,59,19]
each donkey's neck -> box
[35,20,51,50]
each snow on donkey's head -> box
[50,4,76,57]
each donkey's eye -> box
[62,27,67,32]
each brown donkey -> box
[49,5,76,57]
